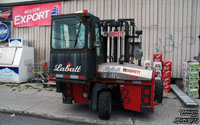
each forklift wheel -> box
[154,80,163,103]
[43,84,48,88]
[98,91,112,120]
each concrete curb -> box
[0,107,133,125]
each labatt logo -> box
[54,62,81,72]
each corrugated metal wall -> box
[12,0,200,78]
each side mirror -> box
[94,41,101,48]
[135,30,143,36]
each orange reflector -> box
[82,9,88,14]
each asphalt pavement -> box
[0,83,199,125]
[0,112,79,125]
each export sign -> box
[0,22,10,42]
[13,2,61,27]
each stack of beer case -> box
[162,61,172,93]
[153,54,162,80]
[182,62,188,93]
[152,53,172,93]
[182,61,199,98]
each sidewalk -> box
[0,83,199,125]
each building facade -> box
[1,0,200,78]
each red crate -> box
[153,53,162,62]
[162,61,172,70]
[162,70,171,78]
[163,81,171,93]
[162,77,171,83]
[164,88,171,93]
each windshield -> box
[52,17,85,49]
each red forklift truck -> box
[49,10,163,120]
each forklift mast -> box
[100,19,135,63]
[97,19,143,65]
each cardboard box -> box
[182,78,187,92]
[155,70,162,78]
[187,84,199,90]
[187,62,199,69]
[187,72,199,78]
[187,89,199,98]
[144,60,152,68]
[186,72,199,81]
[182,79,187,86]
[182,70,187,78]
[187,68,199,72]
[182,62,188,69]
[187,62,200,72]
[186,80,199,89]
[162,61,172,70]
[183,85,188,93]
[153,62,162,70]
[153,53,162,62]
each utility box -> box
[0,46,34,83]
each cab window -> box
[52,17,85,49]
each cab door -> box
[50,14,96,80]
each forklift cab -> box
[50,11,101,80]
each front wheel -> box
[154,80,164,103]
[98,91,112,120]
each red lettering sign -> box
[123,68,141,74]
[126,75,138,80]
[108,31,125,37]
[13,2,61,27]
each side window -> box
[88,23,91,49]
[52,17,85,49]
[95,23,100,42]
[63,24,69,48]
[95,23,101,56]
[76,24,85,48]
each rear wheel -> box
[154,80,163,103]
[98,91,112,120]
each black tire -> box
[98,91,112,120]
[154,80,163,103]
[43,84,47,88]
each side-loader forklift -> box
[49,10,163,120]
